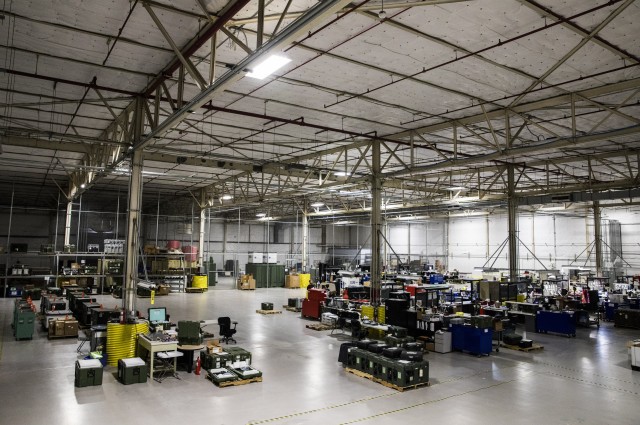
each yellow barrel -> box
[106,322,149,366]
[299,274,311,288]
[192,275,208,289]
[377,306,385,324]
[517,293,526,302]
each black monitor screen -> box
[148,307,167,322]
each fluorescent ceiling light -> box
[256,213,266,217]
[80,183,86,189]
[539,205,566,211]
[259,216,274,221]
[445,186,466,191]
[221,195,233,200]
[310,202,324,208]
[247,55,291,79]
[334,171,350,177]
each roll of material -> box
[106,322,149,367]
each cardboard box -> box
[207,339,222,354]
[240,279,256,290]
[285,274,300,288]
[156,285,170,296]
[424,342,435,352]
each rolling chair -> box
[218,317,237,344]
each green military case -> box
[75,359,103,387]
[471,315,494,329]
[387,359,429,387]
[223,347,252,364]
[118,357,147,385]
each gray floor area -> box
[1,283,639,425]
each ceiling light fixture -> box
[221,195,233,200]
[445,186,466,191]
[310,202,324,208]
[246,55,291,80]
[334,171,350,177]
[378,0,386,20]
[256,213,266,218]
[80,183,86,189]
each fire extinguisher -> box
[195,356,201,375]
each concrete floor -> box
[1,283,639,425]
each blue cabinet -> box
[536,310,576,337]
[450,324,493,356]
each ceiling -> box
[1,0,640,218]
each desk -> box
[137,335,178,378]
[178,344,204,373]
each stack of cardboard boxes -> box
[238,274,256,290]
[48,317,78,338]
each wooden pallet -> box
[305,323,333,331]
[207,374,263,387]
[238,287,255,291]
[185,287,208,293]
[283,306,302,312]
[256,309,282,315]
[500,342,544,352]
[345,368,430,392]
[47,334,78,340]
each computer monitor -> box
[148,307,167,322]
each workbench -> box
[137,334,178,378]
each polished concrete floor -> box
[1,282,639,425]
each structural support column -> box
[302,204,309,273]
[371,140,382,306]
[123,99,144,317]
[198,189,206,270]
[64,199,73,246]
[507,164,518,281]
[593,201,603,276]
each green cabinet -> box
[245,264,285,288]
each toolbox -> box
[390,326,408,338]
[387,359,429,387]
[118,357,147,385]
[229,365,262,379]
[261,302,274,311]
[208,367,238,384]
[201,351,233,369]
[382,347,403,359]
[400,351,423,362]
[75,359,103,387]
[224,347,252,364]
[367,343,389,354]
[471,315,493,329]
[357,339,377,350]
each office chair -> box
[218,317,237,344]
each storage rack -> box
[1,251,124,298]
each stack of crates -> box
[347,348,430,388]
[387,359,430,387]
[347,348,369,371]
